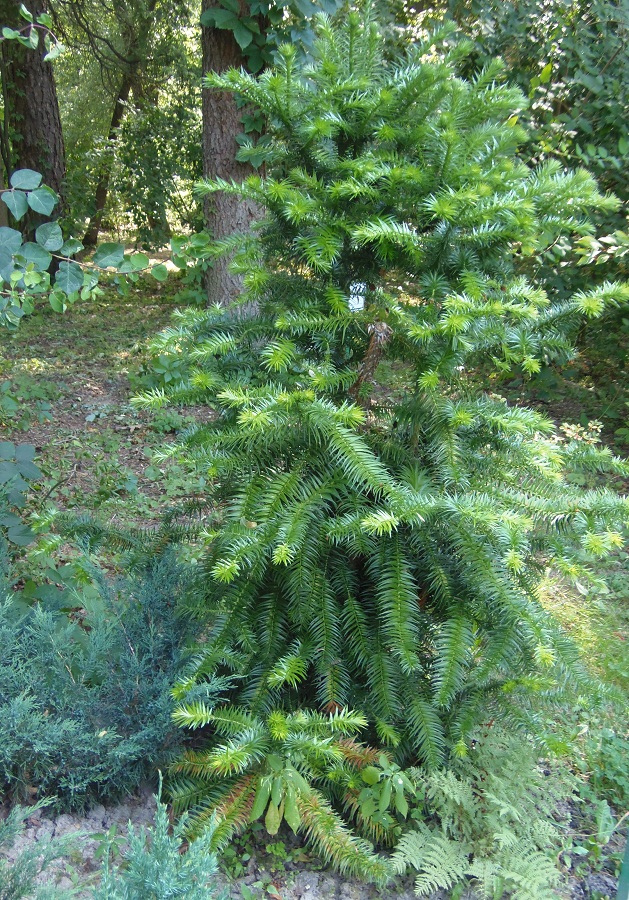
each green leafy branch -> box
[200,0,340,74]
[169,703,393,885]
[0,169,171,327]
[0,441,41,547]
[1,3,64,61]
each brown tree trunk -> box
[82,74,133,247]
[201,0,260,306]
[0,0,65,200]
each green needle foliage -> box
[0,800,78,900]
[95,782,226,900]
[0,550,192,809]
[169,705,392,883]
[135,11,629,866]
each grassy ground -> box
[1,278,205,525]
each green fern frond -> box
[497,846,560,899]
[413,833,470,895]
[396,827,470,895]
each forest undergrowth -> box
[1,277,206,525]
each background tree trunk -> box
[201,0,260,306]
[77,0,162,247]
[0,0,65,200]
[82,73,133,246]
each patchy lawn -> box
[1,279,205,525]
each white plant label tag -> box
[349,282,367,311]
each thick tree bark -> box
[201,0,260,306]
[0,0,65,199]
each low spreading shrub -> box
[0,791,225,899]
[0,550,193,809]
[94,784,226,900]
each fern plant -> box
[134,10,629,863]
[393,727,566,899]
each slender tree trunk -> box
[81,0,160,246]
[0,56,8,229]
[0,0,65,199]
[82,74,133,246]
[0,173,8,228]
[201,0,260,306]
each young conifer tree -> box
[136,10,629,854]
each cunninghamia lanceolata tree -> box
[135,12,629,872]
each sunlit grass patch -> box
[538,563,629,696]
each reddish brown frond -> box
[337,739,385,768]
[211,774,257,846]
